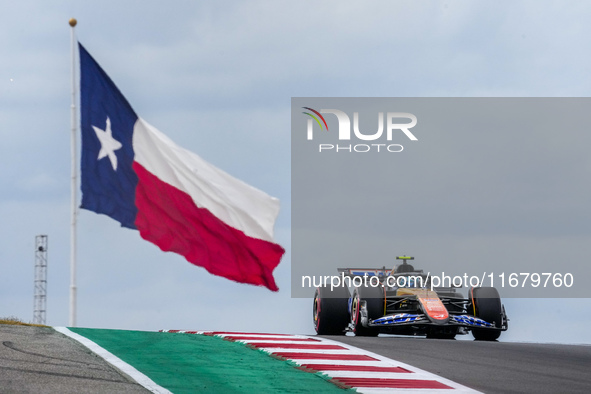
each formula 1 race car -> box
[313,256,508,341]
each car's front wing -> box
[369,313,504,330]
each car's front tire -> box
[351,285,383,337]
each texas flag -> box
[79,43,284,291]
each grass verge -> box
[0,316,48,327]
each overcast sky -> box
[2,1,591,344]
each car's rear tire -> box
[351,285,384,337]
[313,285,350,335]
[470,287,503,341]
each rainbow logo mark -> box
[302,107,329,131]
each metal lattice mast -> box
[33,235,48,325]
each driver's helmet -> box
[406,277,416,288]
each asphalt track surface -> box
[323,334,591,393]
[0,324,148,394]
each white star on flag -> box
[92,117,122,170]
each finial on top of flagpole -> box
[69,18,77,27]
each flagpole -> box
[69,18,78,327]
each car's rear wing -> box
[336,268,424,277]
[336,268,462,292]
[337,267,389,277]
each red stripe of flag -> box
[133,162,284,292]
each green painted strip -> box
[69,328,354,393]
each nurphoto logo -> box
[302,107,418,153]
